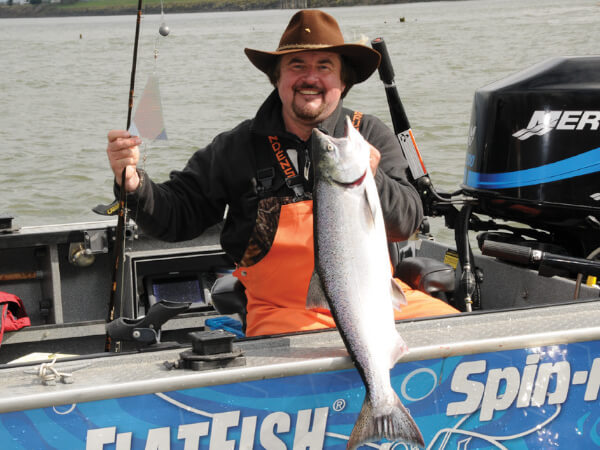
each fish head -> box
[311,116,370,187]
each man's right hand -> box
[107,130,142,192]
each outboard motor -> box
[440,56,600,310]
[461,56,600,261]
[371,39,600,310]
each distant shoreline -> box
[0,3,270,18]
[0,0,438,19]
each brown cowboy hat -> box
[244,10,381,84]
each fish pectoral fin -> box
[306,271,330,310]
[391,277,407,311]
[364,184,379,224]
[390,333,409,368]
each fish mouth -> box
[333,170,367,188]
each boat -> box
[1,51,599,448]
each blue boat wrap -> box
[2,340,600,449]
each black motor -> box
[462,56,600,258]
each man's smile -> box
[295,85,323,97]
[298,89,320,94]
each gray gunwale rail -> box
[1,301,599,414]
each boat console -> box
[0,218,234,363]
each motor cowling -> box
[462,56,600,255]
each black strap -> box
[267,135,304,198]
[252,133,304,199]
[252,133,280,198]
[256,167,274,192]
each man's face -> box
[277,51,346,129]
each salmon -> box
[307,117,424,449]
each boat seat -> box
[210,275,248,332]
[394,256,455,300]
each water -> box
[1,0,598,244]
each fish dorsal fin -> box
[306,270,331,310]
[391,277,407,311]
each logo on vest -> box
[268,135,297,178]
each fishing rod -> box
[105,0,144,353]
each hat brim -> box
[245,44,381,84]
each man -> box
[106,10,457,336]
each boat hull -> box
[2,301,600,449]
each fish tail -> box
[346,393,424,449]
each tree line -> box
[1,0,428,18]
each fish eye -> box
[327,144,334,152]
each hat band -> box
[276,43,340,51]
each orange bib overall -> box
[233,199,458,337]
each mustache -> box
[294,83,323,92]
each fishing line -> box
[152,0,169,75]
[133,7,170,217]
[159,0,170,37]
[124,4,171,320]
